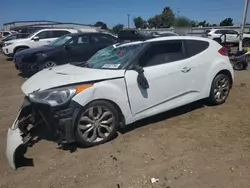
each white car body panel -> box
[6,109,24,169]
[21,64,125,95]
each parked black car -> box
[0,33,29,48]
[14,32,121,76]
[118,29,155,41]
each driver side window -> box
[139,40,186,67]
[35,31,51,39]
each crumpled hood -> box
[21,64,125,95]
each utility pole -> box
[239,0,249,51]
[177,8,180,18]
[127,14,130,28]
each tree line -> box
[94,6,234,34]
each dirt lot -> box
[0,54,250,188]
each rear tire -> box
[243,38,250,47]
[208,74,231,105]
[75,100,120,147]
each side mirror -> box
[32,36,39,41]
[134,65,149,89]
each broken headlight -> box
[28,84,93,107]
[28,87,76,107]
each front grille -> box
[55,108,73,118]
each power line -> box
[179,6,243,13]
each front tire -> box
[208,74,231,105]
[75,100,119,147]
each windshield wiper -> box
[71,61,90,68]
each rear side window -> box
[214,30,223,34]
[51,30,71,38]
[91,34,118,44]
[139,40,186,67]
[36,31,51,39]
[184,40,209,57]
[3,32,10,37]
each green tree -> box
[160,7,175,28]
[133,16,147,29]
[112,24,124,34]
[174,17,191,27]
[190,20,198,27]
[198,20,209,27]
[94,21,108,30]
[148,6,175,28]
[220,18,233,26]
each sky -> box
[0,0,249,28]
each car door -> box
[227,30,239,43]
[90,33,120,52]
[182,39,211,98]
[124,40,194,120]
[66,34,95,62]
[28,30,52,48]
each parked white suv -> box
[2,28,79,57]
[206,29,250,46]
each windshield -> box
[49,35,72,46]
[75,43,143,69]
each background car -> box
[2,28,79,57]
[206,29,250,46]
[118,29,155,41]
[0,33,29,48]
[14,32,121,76]
[0,31,17,38]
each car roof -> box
[63,32,113,37]
[115,36,212,48]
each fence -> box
[139,26,250,37]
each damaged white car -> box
[6,36,234,169]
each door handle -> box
[181,67,191,73]
[46,41,51,43]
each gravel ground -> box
[0,54,250,188]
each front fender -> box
[72,78,134,124]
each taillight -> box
[218,47,228,56]
[207,34,212,36]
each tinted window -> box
[184,40,209,57]
[36,31,51,39]
[227,30,238,35]
[139,40,185,67]
[77,35,89,44]
[91,34,117,44]
[51,30,71,38]
[214,30,223,34]
[3,32,10,37]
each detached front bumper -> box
[6,97,81,169]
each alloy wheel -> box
[77,106,115,143]
[43,61,57,69]
[213,76,230,103]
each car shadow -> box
[6,57,13,61]
[15,100,209,169]
[119,99,208,134]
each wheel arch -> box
[215,69,233,88]
[72,79,134,125]
[14,45,29,54]
[85,98,125,127]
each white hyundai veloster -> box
[6,36,234,169]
